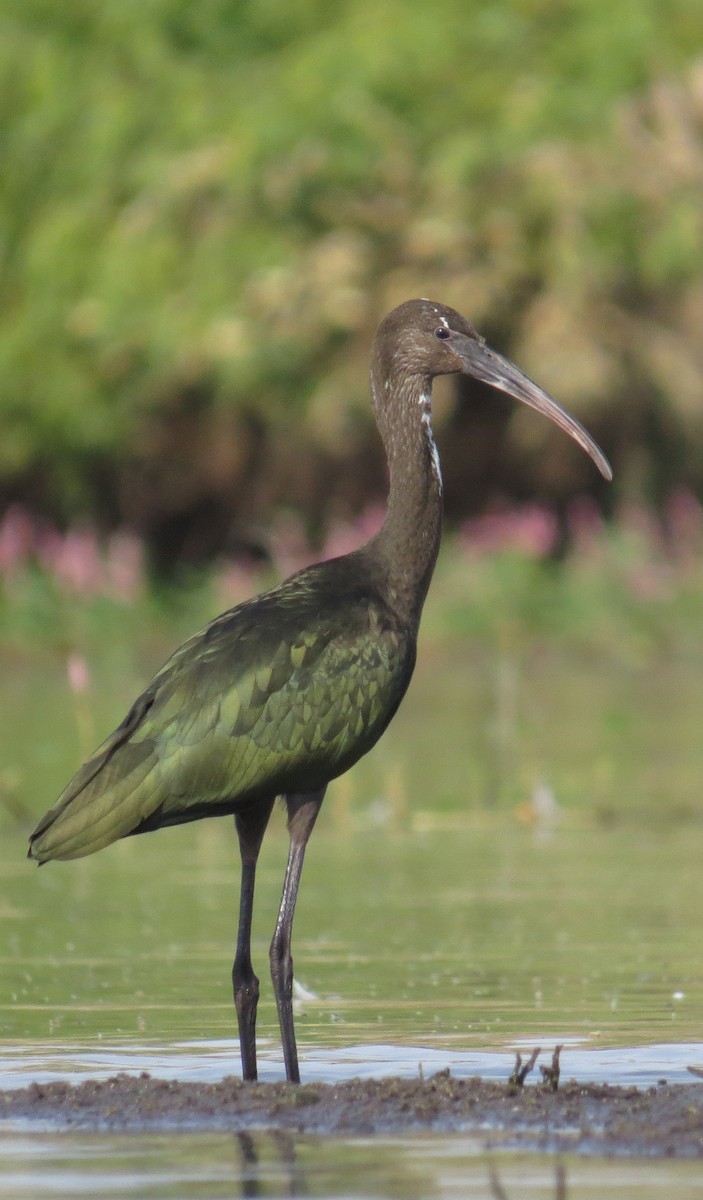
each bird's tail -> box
[28,733,156,863]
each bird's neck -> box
[364,367,443,630]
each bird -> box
[29,299,612,1084]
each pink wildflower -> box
[67,652,90,695]
[666,487,703,562]
[321,505,385,561]
[460,503,558,559]
[105,532,144,602]
[0,506,34,575]
[567,496,605,554]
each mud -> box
[2,1072,703,1157]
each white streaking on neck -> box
[420,396,443,495]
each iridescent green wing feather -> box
[29,571,412,863]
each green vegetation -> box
[1,1,702,560]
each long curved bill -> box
[456,336,613,482]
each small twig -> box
[540,1044,562,1092]
[509,1046,540,1086]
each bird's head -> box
[374,298,612,481]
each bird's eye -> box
[434,326,451,340]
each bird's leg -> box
[270,788,325,1084]
[233,798,275,1082]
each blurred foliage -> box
[1,0,703,562]
[4,493,703,669]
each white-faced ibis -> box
[29,299,611,1083]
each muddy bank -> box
[2,1072,703,1156]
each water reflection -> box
[487,1156,566,1200]
[233,1131,305,1199]
[2,1130,703,1199]
[228,1135,563,1200]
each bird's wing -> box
[29,581,410,862]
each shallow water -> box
[3,1037,703,1091]
[2,640,703,1194]
[4,817,703,1052]
[3,820,703,1195]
